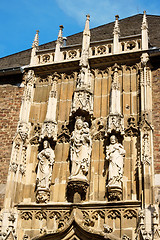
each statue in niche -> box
[36,140,55,191]
[106,135,125,191]
[69,118,92,181]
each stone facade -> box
[0,12,160,240]
[0,76,23,207]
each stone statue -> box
[36,140,55,191]
[106,135,125,191]
[69,118,92,181]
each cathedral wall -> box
[0,79,23,208]
[152,68,160,175]
[152,68,160,203]
[10,65,140,205]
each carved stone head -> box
[43,140,50,149]
[75,118,83,130]
[110,135,117,144]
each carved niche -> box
[67,117,92,202]
[106,64,124,136]
[107,113,124,135]
[41,121,57,141]
[71,89,93,116]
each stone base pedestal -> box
[107,186,122,201]
[67,178,89,203]
[36,189,50,203]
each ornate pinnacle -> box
[32,30,39,48]
[57,25,64,41]
[142,10,148,30]
[84,14,90,34]
[113,15,120,35]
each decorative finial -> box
[142,10,148,30]
[84,14,90,33]
[58,25,64,40]
[141,11,148,50]
[115,15,119,20]
[113,15,120,35]
[113,15,120,54]
[86,14,90,20]
[32,30,39,48]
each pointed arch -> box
[32,220,120,240]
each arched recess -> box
[32,220,119,240]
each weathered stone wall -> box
[9,67,139,205]
[152,69,160,175]
[0,77,23,208]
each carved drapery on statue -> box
[69,118,92,181]
[36,140,55,203]
[106,135,125,201]
[67,117,92,202]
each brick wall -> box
[0,77,23,208]
[152,69,160,174]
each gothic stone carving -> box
[137,209,152,240]
[35,211,47,220]
[36,140,55,203]
[17,122,29,142]
[57,121,70,143]
[106,113,124,135]
[41,121,57,141]
[21,212,32,220]
[125,116,138,137]
[106,135,125,201]
[9,163,18,174]
[67,179,89,202]
[103,224,113,233]
[71,89,93,115]
[92,117,105,140]
[142,133,151,165]
[69,117,92,182]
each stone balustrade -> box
[34,36,142,66]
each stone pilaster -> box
[141,11,148,50]
[113,15,120,54]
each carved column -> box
[113,15,120,54]
[106,64,124,135]
[41,74,58,141]
[136,52,157,239]
[141,11,148,51]
[30,30,39,66]
[36,74,58,203]
[67,15,93,202]
[105,64,125,201]
[54,25,64,62]
[3,70,36,209]
[140,53,154,207]
[71,16,93,118]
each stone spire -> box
[141,11,148,50]
[71,14,93,117]
[78,14,91,88]
[32,30,39,48]
[41,75,58,141]
[110,64,121,114]
[30,30,39,65]
[81,14,90,64]
[54,25,64,62]
[113,15,120,54]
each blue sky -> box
[0,0,160,58]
